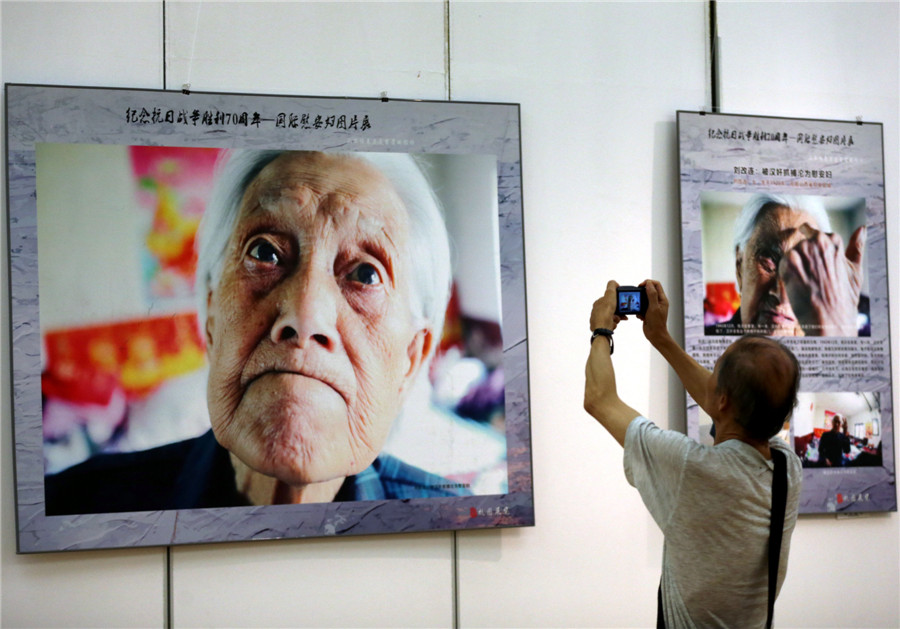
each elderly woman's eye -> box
[248,239,280,264]
[347,262,382,286]
[757,254,778,275]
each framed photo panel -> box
[678,110,895,515]
[6,84,533,552]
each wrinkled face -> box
[205,153,431,486]
[736,205,817,336]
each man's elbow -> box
[583,390,613,424]
[583,395,632,447]
[583,395,599,419]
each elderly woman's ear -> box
[205,290,215,349]
[399,327,434,397]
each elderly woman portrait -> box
[702,192,869,337]
[42,148,492,514]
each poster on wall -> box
[5,83,533,553]
[677,110,895,515]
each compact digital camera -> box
[615,285,648,316]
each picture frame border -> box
[5,83,535,553]
[677,109,896,515]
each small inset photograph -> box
[792,392,883,468]
[701,191,868,337]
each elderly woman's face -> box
[736,205,817,336]
[205,153,431,486]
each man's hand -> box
[638,279,671,348]
[590,280,622,333]
[779,223,865,336]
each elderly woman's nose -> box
[270,266,339,350]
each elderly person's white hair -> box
[733,193,832,254]
[196,149,453,354]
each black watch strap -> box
[591,328,614,354]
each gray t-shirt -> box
[624,417,801,628]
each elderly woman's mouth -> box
[244,368,350,406]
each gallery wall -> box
[1,2,898,628]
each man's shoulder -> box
[624,416,701,478]
[770,437,803,480]
[628,420,780,485]
[626,416,698,451]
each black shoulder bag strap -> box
[657,582,665,629]
[656,448,788,629]
[767,448,788,629]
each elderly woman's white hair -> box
[196,149,453,352]
[733,193,832,254]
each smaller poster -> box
[678,111,895,515]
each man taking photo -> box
[584,279,802,628]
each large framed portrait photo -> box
[6,84,533,552]
[678,111,896,515]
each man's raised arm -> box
[583,280,641,446]
[638,280,718,418]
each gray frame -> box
[678,110,895,515]
[6,84,533,552]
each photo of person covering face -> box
[701,191,869,337]
[39,145,508,515]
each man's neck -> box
[713,421,772,460]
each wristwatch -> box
[590,327,614,354]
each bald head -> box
[714,336,801,441]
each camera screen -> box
[618,290,642,314]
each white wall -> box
[716,5,900,629]
[2,2,898,628]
